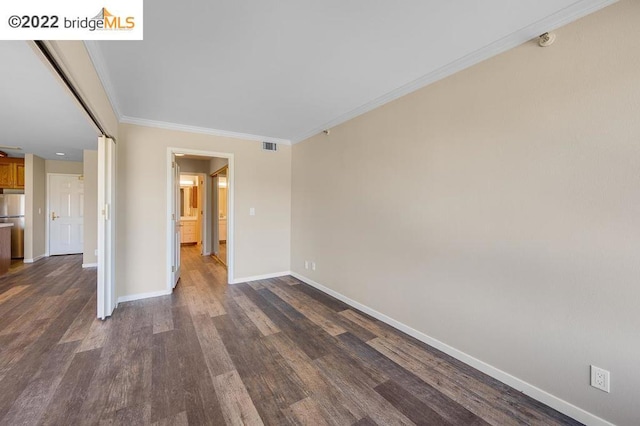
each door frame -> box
[45,172,82,257]
[166,147,235,290]
[193,172,208,255]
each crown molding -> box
[84,41,291,145]
[290,0,618,144]
[85,0,617,146]
[120,116,292,145]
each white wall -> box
[291,2,640,425]
[116,123,291,298]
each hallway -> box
[0,247,580,425]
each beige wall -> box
[24,154,46,261]
[176,158,210,174]
[210,157,228,174]
[116,123,291,297]
[83,150,98,266]
[45,159,83,175]
[291,2,640,425]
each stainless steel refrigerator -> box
[0,194,25,258]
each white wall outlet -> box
[590,365,610,393]
[249,207,255,216]
[311,261,316,271]
[304,260,309,270]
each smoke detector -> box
[538,32,556,47]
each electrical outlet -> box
[590,365,610,393]
[311,262,316,271]
[304,260,309,270]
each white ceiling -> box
[0,42,98,162]
[88,0,615,144]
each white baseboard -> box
[230,271,292,285]
[23,254,46,264]
[117,289,172,304]
[290,272,614,426]
[82,263,98,268]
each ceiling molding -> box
[120,116,292,145]
[84,0,616,146]
[290,0,618,144]
[84,40,291,145]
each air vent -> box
[262,142,277,152]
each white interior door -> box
[49,174,84,255]
[172,159,181,287]
[97,136,116,319]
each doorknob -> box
[51,212,60,221]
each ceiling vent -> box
[262,142,277,152]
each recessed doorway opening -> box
[166,148,234,291]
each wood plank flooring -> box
[0,247,582,425]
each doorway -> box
[167,148,235,290]
[179,173,203,248]
[47,173,84,256]
[211,166,228,267]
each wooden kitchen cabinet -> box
[0,158,25,189]
[15,162,25,188]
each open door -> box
[97,136,116,319]
[172,158,181,287]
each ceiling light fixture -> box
[538,32,556,47]
[55,152,66,156]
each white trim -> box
[290,272,616,426]
[167,148,236,288]
[231,271,291,285]
[117,289,172,304]
[82,263,98,268]
[290,0,619,143]
[23,254,46,264]
[123,116,290,145]
[194,172,208,255]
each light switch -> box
[38,208,42,214]
[249,207,255,216]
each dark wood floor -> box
[0,246,581,425]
